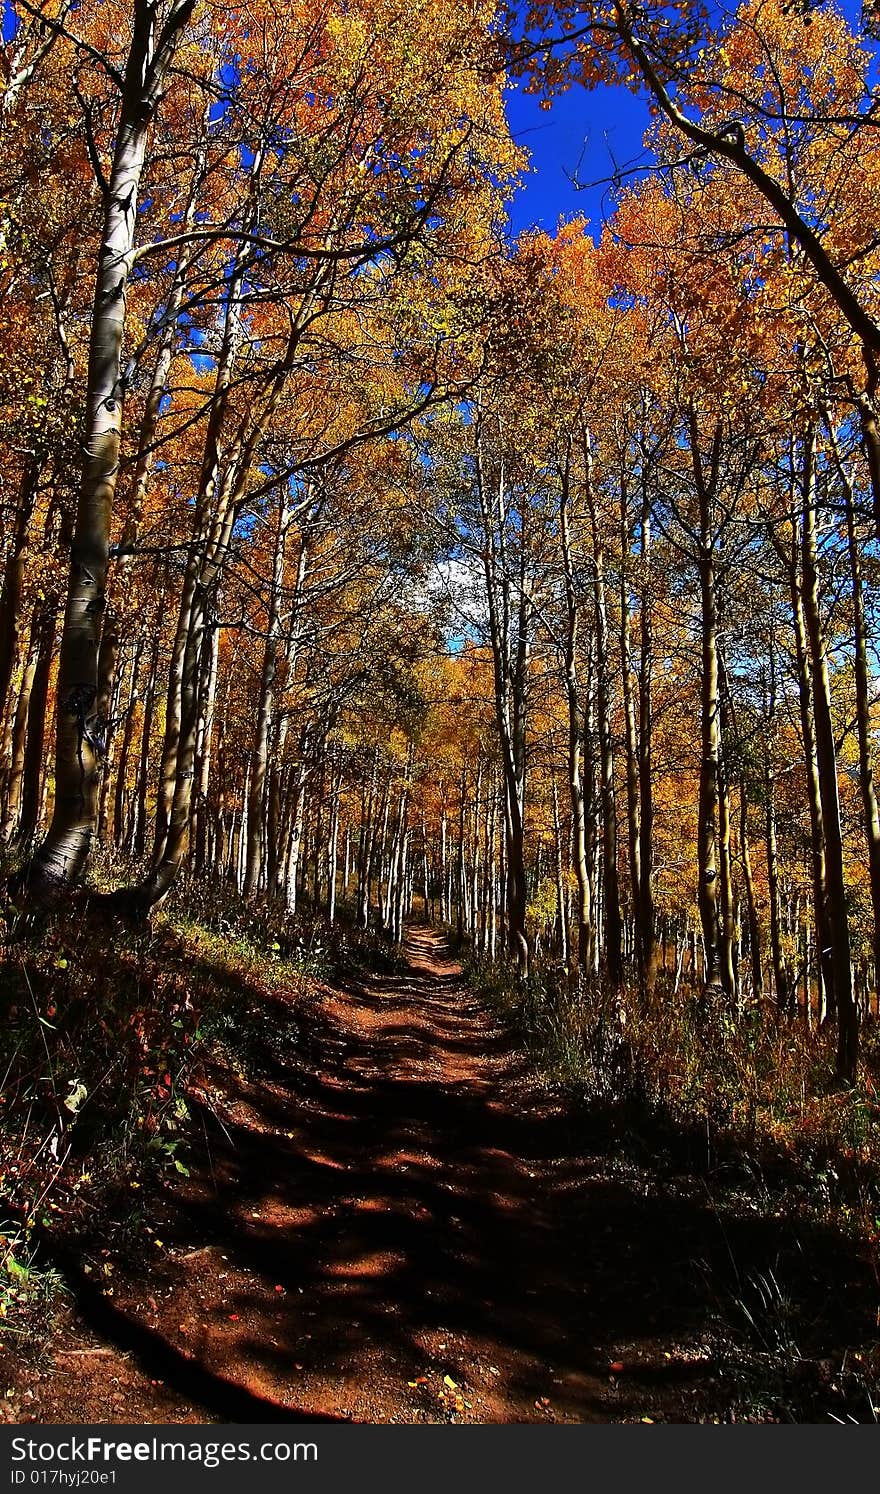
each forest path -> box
[11,927,870,1423]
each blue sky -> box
[503,0,867,240]
[505,80,652,238]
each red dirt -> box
[6,929,875,1424]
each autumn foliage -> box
[2,2,880,1106]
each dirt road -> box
[12,929,871,1424]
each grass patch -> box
[0,1218,67,1351]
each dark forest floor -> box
[4,928,879,1424]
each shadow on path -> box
[44,927,878,1423]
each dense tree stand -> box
[3,0,880,1427]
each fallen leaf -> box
[609,1361,625,1374]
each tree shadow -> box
[58,930,880,1423]
[48,1251,349,1423]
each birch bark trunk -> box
[26,0,195,895]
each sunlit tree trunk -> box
[618,477,641,967]
[830,430,880,1005]
[109,638,143,849]
[26,0,195,895]
[764,634,790,1014]
[559,450,594,972]
[358,749,379,927]
[485,783,498,959]
[717,659,738,1001]
[192,621,219,872]
[327,769,340,925]
[739,780,763,1003]
[693,416,724,996]
[13,602,56,848]
[781,534,833,1020]
[1,611,39,843]
[285,774,306,916]
[244,498,295,897]
[551,773,569,966]
[583,632,601,976]
[0,460,38,735]
[95,146,204,741]
[585,435,623,990]
[637,481,657,998]
[131,631,160,860]
[456,761,467,942]
[799,436,857,1079]
[476,418,530,975]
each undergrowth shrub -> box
[0,863,403,1346]
[166,870,408,978]
[0,898,206,1203]
[0,1218,66,1350]
[0,895,206,1344]
[468,949,880,1419]
[467,952,880,1231]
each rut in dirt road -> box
[37,927,870,1424]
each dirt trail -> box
[10,929,872,1424]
